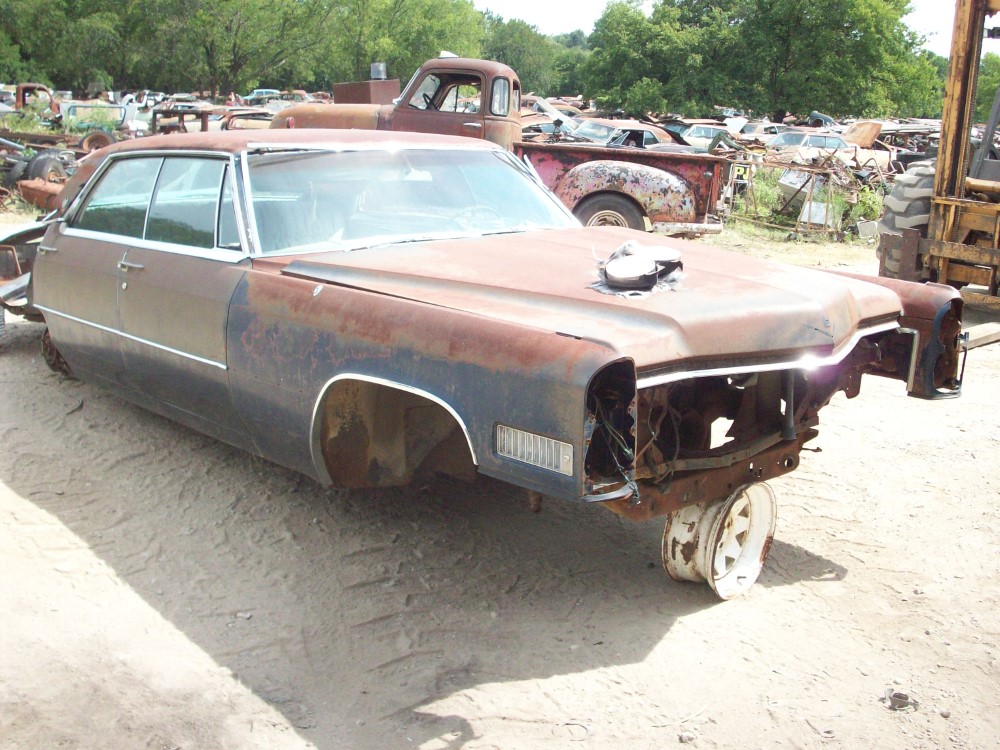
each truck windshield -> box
[246,147,577,254]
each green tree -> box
[584,0,940,120]
[482,12,558,93]
[623,76,666,117]
[321,0,483,86]
[552,30,588,50]
[730,0,923,120]
[0,30,38,82]
[975,53,1000,122]
[584,1,667,109]
[551,46,590,98]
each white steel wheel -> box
[662,483,777,599]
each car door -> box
[31,156,162,385]
[115,156,251,444]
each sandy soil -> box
[1,220,999,749]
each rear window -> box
[146,158,226,248]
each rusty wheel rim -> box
[586,210,630,227]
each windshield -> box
[770,133,808,147]
[246,148,577,254]
[573,120,618,143]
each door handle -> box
[37,245,58,254]
[462,122,483,129]
[117,260,144,271]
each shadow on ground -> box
[0,320,844,749]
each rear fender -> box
[555,160,697,225]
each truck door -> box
[389,69,487,141]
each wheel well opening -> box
[316,379,475,488]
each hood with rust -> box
[268,227,903,370]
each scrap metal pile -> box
[0,81,309,212]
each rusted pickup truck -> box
[271,56,725,236]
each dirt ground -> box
[2,214,999,749]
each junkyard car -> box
[571,118,672,149]
[738,122,788,144]
[765,127,911,171]
[4,129,964,598]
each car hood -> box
[272,227,902,370]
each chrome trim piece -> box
[245,141,505,154]
[34,305,228,370]
[240,152,262,256]
[60,227,249,264]
[897,326,921,393]
[496,424,573,476]
[64,152,250,260]
[636,320,900,389]
[650,220,723,235]
[308,373,478,485]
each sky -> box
[473,0,957,58]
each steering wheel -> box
[422,93,438,111]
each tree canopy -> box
[583,0,945,120]
[0,0,946,120]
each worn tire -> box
[574,193,646,230]
[1,159,29,190]
[877,160,935,279]
[25,152,67,182]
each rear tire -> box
[574,193,646,230]
[877,160,934,280]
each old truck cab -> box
[273,57,522,150]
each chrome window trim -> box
[59,226,250,264]
[636,320,900,390]
[65,151,249,256]
[34,304,228,370]
[244,141,505,154]
[240,145,575,258]
[239,150,262,256]
[308,373,478,486]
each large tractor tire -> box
[877,160,935,280]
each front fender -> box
[827,271,962,399]
[555,160,697,224]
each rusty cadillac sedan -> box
[5,129,964,598]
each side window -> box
[74,157,162,238]
[491,78,510,116]
[146,157,225,248]
[643,131,659,147]
[407,74,440,110]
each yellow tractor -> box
[879,0,1000,322]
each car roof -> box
[584,117,662,132]
[93,128,501,157]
